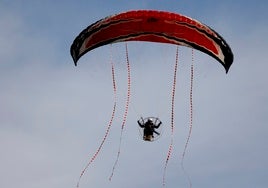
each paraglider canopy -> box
[70,10,234,188]
[70,10,233,73]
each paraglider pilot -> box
[137,118,162,141]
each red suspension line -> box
[180,48,194,188]
[76,46,117,188]
[163,46,179,187]
[109,43,131,181]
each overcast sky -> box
[0,1,267,188]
